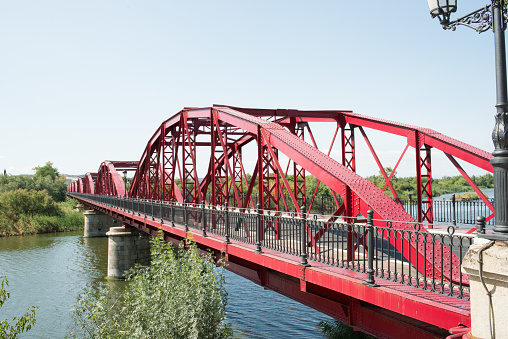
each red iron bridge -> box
[67,105,493,339]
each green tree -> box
[32,161,59,181]
[0,189,61,218]
[73,235,232,339]
[0,276,37,338]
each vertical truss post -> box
[223,124,230,203]
[257,128,266,238]
[342,123,357,261]
[163,127,175,202]
[293,121,306,211]
[210,114,227,206]
[259,138,280,239]
[232,144,244,206]
[416,140,433,227]
[179,113,201,205]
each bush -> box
[0,189,62,218]
[0,276,37,337]
[73,234,232,339]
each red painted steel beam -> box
[119,105,467,283]
[69,194,469,339]
[223,105,491,173]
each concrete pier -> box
[462,240,508,338]
[83,210,119,237]
[106,226,151,279]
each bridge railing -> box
[401,196,494,226]
[69,193,472,301]
[240,193,494,226]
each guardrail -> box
[237,193,494,226]
[68,193,473,300]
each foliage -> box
[0,189,61,218]
[0,276,37,338]
[0,162,67,203]
[0,161,81,236]
[318,320,374,339]
[455,191,488,201]
[365,169,494,198]
[73,235,232,339]
[0,197,82,236]
[33,161,59,181]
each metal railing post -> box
[184,202,188,232]
[476,215,486,234]
[364,210,379,287]
[202,201,207,237]
[256,203,262,253]
[171,200,175,227]
[452,194,457,226]
[151,199,155,220]
[409,194,413,218]
[225,202,230,243]
[300,210,309,266]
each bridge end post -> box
[462,236,508,338]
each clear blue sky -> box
[0,1,497,179]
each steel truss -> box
[85,105,494,284]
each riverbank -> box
[0,198,84,237]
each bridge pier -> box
[462,240,508,338]
[84,210,119,237]
[106,226,151,279]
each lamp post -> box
[123,170,128,198]
[427,0,508,240]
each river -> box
[0,231,332,338]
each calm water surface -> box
[0,231,331,338]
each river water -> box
[0,231,332,338]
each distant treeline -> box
[181,170,493,205]
[365,168,493,198]
[0,162,83,236]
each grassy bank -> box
[0,162,84,237]
[0,197,84,237]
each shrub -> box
[0,189,61,218]
[0,276,37,337]
[73,234,232,338]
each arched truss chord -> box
[95,161,139,197]
[225,105,494,228]
[83,173,97,194]
[128,105,494,284]
[77,178,84,193]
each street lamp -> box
[427,0,508,240]
[123,170,128,198]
